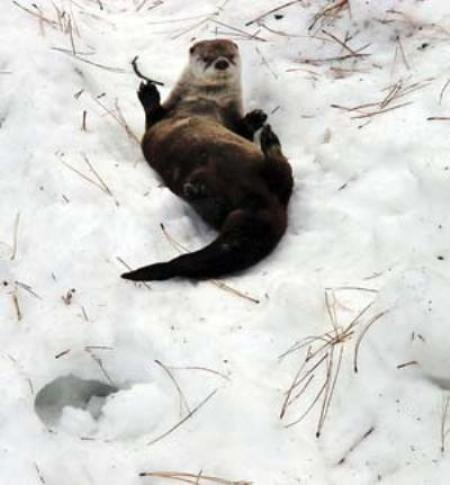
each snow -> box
[1,0,450,483]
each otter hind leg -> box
[183,175,229,228]
[260,124,293,205]
[260,123,281,154]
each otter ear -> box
[189,45,196,54]
[231,41,239,50]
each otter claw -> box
[244,109,268,131]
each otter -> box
[121,39,293,281]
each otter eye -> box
[189,46,195,54]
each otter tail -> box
[121,208,286,281]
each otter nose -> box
[215,59,229,70]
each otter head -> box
[188,39,240,84]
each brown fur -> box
[121,39,293,281]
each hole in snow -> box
[34,374,118,428]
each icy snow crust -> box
[1,0,450,483]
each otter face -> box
[189,39,240,83]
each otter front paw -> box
[244,109,268,132]
[137,82,161,109]
[260,124,281,154]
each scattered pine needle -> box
[81,305,89,321]
[147,389,218,446]
[325,286,379,294]
[309,0,349,31]
[285,378,329,429]
[317,344,344,437]
[81,153,113,196]
[441,395,450,454]
[84,345,114,351]
[281,352,328,420]
[439,79,450,104]
[281,287,387,435]
[34,463,46,484]
[81,110,87,131]
[396,360,418,369]
[7,354,34,394]
[85,348,114,386]
[52,47,126,73]
[11,211,20,260]
[12,292,22,321]
[60,159,106,193]
[337,426,375,464]
[351,101,412,119]
[139,470,251,484]
[353,310,388,373]
[92,95,140,143]
[245,0,302,27]
[13,1,57,27]
[333,79,430,120]
[15,281,42,300]
[55,349,71,359]
[155,359,191,417]
[166,365,231,382]
[321,29,357,56]
[211,19,266,42]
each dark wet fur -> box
[122,40,293,281]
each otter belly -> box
[142,116,263,195]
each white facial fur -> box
[188,48,241,85]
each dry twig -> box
[131,56,164,85]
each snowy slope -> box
[1,0,450,484]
